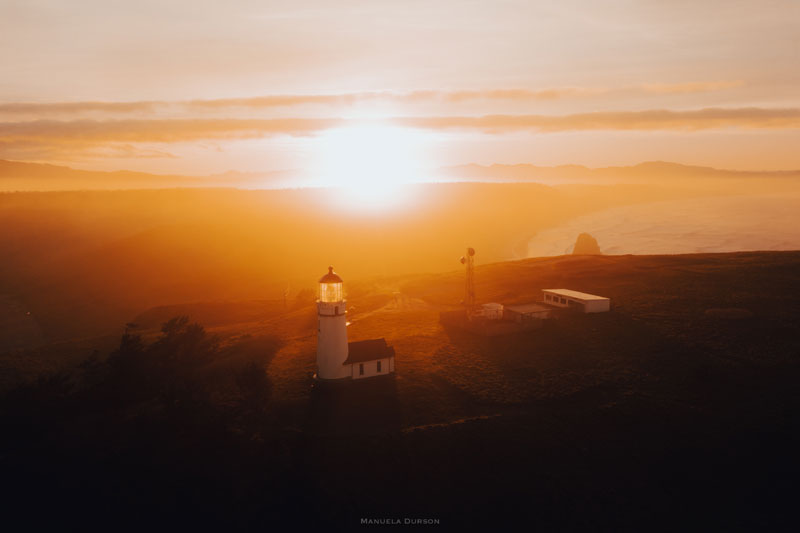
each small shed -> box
[475,302,504,320]
[503,303,552,323]
[542,289,610,313]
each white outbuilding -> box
[474,302,504,320]
[542,289,610,313]
[316,266,396,381]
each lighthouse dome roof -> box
[319,266,343,283]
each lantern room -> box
[318,266,344,302]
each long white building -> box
[542,289,610,313]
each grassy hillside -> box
[3,251,797,529]
[229,250,800,529]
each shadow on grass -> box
[305,375,402,436]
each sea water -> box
[527,192,800,257]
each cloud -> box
[187,88,597,107]
[2,108,797,161]
[0,118,344,142]
[0,82,744,117]
[397,108,800,133]
[641,80,744,94]
[0,118,343,161]
[0,91,575,116]
[0,101,161,115]
[0,139,179,162]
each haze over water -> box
[528,192,800,257]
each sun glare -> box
[311,124,430,209]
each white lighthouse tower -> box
[316,266,350,380]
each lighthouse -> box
[314,266,397,381]
[316,266,350,380]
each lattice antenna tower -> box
[459,247,476,315]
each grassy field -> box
[274,251,800,528]
[247,250,800,423]
[2,250,799,530]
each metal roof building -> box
[543,289,610,313]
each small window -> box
[359,363,364,376]
[560,297,567,304]
[377,360,382,373]
[335,306,338,315]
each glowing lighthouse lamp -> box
[316,266,350,380]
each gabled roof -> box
[344,338,395,365]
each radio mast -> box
[459,247,476,316]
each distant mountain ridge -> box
[2,159,800,191]
[439,161,800,184]
[0,160,293,191]
[0,159,208,190]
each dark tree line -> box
[0,317,304,531]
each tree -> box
[236,361,271,417]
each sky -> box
[1,0,799,178]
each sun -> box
[311,123,429,209]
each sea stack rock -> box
[572,233,601,255]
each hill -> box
[5,159,800,192]
[0,159,295,190]
[0,159,208,190]
[2,251,799,529]
[441,160,800,184]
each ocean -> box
[527,192,800,257]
